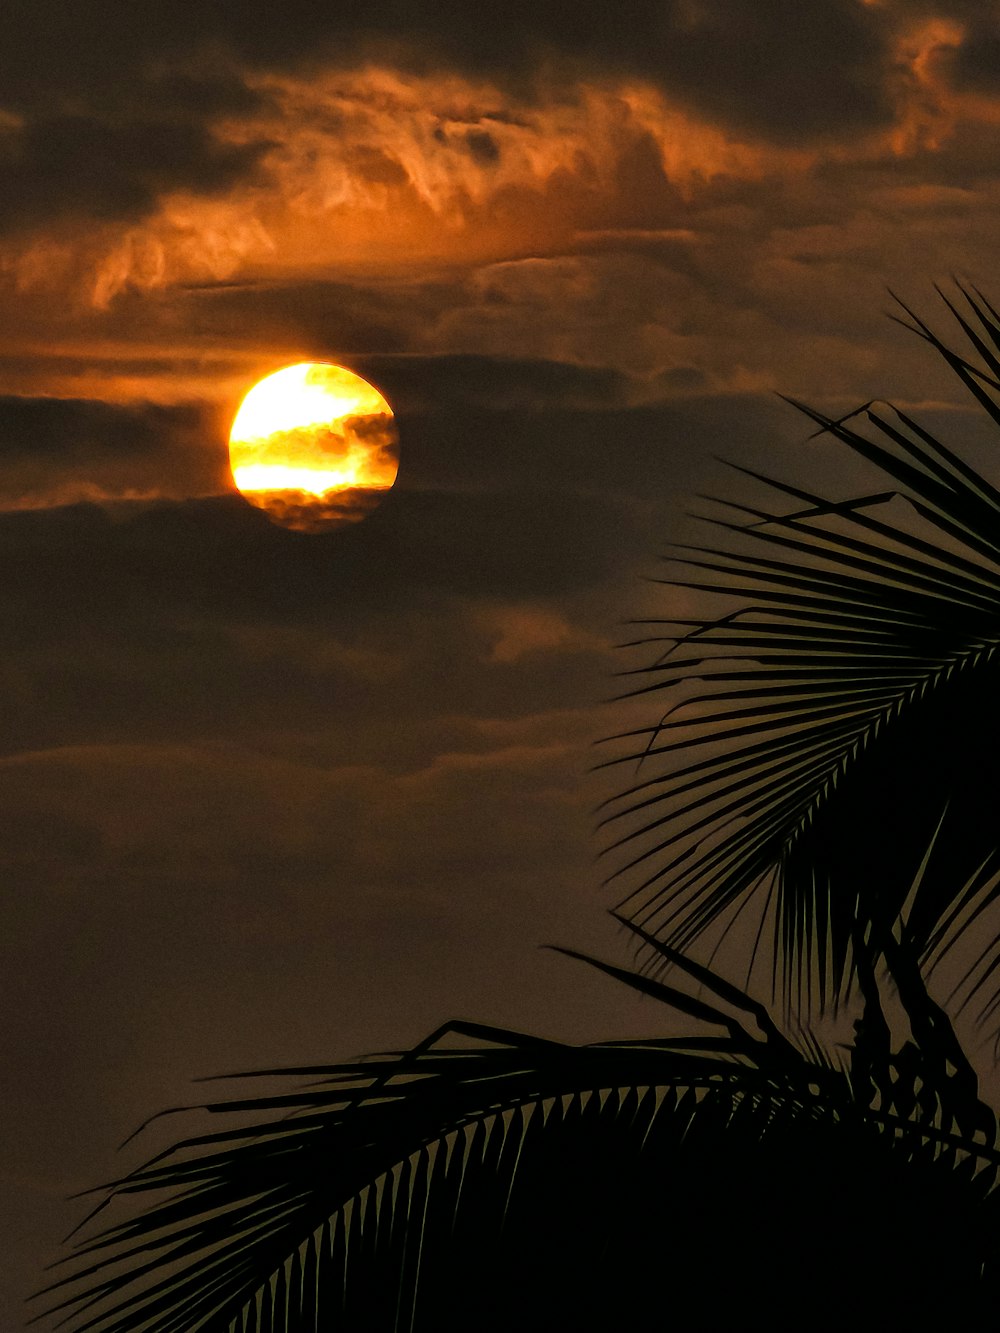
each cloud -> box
[0,394,226,506]
[360,353,630,412]
[0,4,960,305]
[0,394,204,459]
[5,1,893,138]
[0,114,271,234]
[923,12,1000,100]
[0,736,598,917]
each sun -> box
[229,363,399,532]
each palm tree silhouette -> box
[37,284,1000,1330]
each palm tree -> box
[36,283,1000,1331]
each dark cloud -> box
[3,0,893,130]
[0,114,270,232]
[0,481,631,650]
[936,16,1000,95]
[0,395,226,503]
[465,129,501,164]
[0,394,205,459]
[173,278,449,357]
[618,0,891,142]
[234,0,892,143]
[359,353,631,412]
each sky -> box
[7,0,1000,1323]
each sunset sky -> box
[7,1,1000,1321]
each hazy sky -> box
[7,1,1000,1323]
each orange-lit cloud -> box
[2,17,996,324]
[0,68,876,309]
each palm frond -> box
[603,281,1000,1017]
[30,1015,776,1331]
[36,982,1000,1332]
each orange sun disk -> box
[229,363,399,532]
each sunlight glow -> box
[229,362,399,531]
[230,363,390,443]
[232,463,376,495]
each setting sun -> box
[229,363,399,532]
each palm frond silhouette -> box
[603,285,1000,1026]
[36,283,1000,1331]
